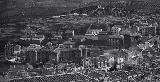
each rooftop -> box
[54,48,78,53]
[21,34,45,38]
[63,41,76,45]
[9,73,97,82]
[65,30,74,34]
[89,24,107,30]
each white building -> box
[14,45,21,54]
[22,44,42,52]
[20,34,45,43]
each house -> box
[81,47,104,68]
[111,25,122,34]
[20,35,31,40]
[85,35,99,40]
[32,34,45,42]
[139,26,156,36]
[88,48,104,58]
[73,35,85,42]
[85,24,109,36]
[54,48,82,65]
[97,56,109,69]
[103,50,128,69]
[82,50,125,70]
[23,44,42,51]
[130,34,142,45]
[22,44,44,65]
[64,30,75,39]
[14,45,21,54]
[81,35,124,50]
[4,42,14,58]
[53,35,62,40]
[63,39,76,48]
[84,24,111,40]
[85,29,102,36]
[50,35,63,45]
[20,34,45,43]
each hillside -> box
[0,0,90,19]
[0,0,160,20]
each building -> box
[82,50,126,71]
[32,34,45,42]
[52,35,62,40]
[85,29,102,36]
[130,34,141,44]
[111,25,122,34]
[139,26,156,36]
[85,24,110,35]
[23,44,43,65]
[24,48,52,66]
[73,35,85,42]
[59,49,81,63]
[20,34,45,43]
[64,30,75,40]
[82,34,124,50]
[36,49,51,64]
[4,42,14,59]
[97,56,109,69]
[88,48,104,57]
[25,50,38,65]
[54,47,82,65]
[123,34,132,49]
[14,45,21,54]
[51,35,63,45]
[84,24,112,40]
[85,26,102,36]
[62,39,76,48]
[23,44,42,51]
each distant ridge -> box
[78,0,160,10]
[1,0,160,20]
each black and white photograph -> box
[1,0,160,82]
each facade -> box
[111,25,122,34]
[24,48,51,65]
[63,40,76,48]
[20,34,45,43]
[85,29,103,36]
[97,56,109,69]
[64,30,75,40]
[123,34,131,49]
[14,45,21,54]
[54,47,82,65]
[23,44,42,51]
[4,42,14,59]
[130,35,141,44]
[88,48,104,57]
[59,49,81,65]
[25,50,38,65]
[82,34,124,50]
[36,49,51,64]
[139,26,156,36]
[85,24,109,36]
[23,44,43,65]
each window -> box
[107,63,109,67]
[98,62,101,68]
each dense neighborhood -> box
[1,0,160,82]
